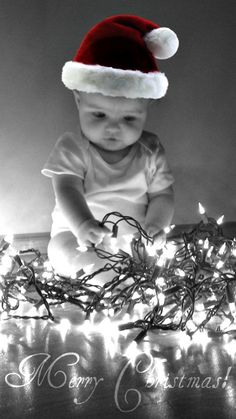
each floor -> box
[0,222,236,418]
[0,306,236,419]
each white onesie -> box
[42,129,174,237]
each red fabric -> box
[73,15,160,73]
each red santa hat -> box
[62,14,179,99]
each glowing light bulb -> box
[196,302,205,311]
[83,263,95,275]
[232,247,236,257]
[155,276,165,287]
[146,243,157,256]
[150,295,158,307]
[8,246,18,257]
[175,348,182,361]
[175,268,185,277]
[43,261,53,271]
[178,332,191,350]
[42,271,53,280]
[164,242,176,259]
[0,333,8,352]
[158,292,165,306]
[173,309,182,323]
[124,234,133,244]
[108,308,115,317]
[26,307,38,317]
[203,238,209,249]
[163,224,175,234]
[156,254,166,267]
[108,237,118,253]
[206,246,214,259]
[70,271,77,280]
[33,261,39,267]
[76,243,87,253]
[220,317,232,330]
[0,312,9,321]
[186,320,197,333]
[224,340,236,359]
[122,234,133,254]
[217,215,224,225]
[229,302,236,319]
[1,254,12,269]
[4,233,14,244]
[124,341,140,365]
[132,291,140,300]
[132,301,144,320]
[76,293,87,302]
[192,329,210,351]
[216,260,224,269]
[0,252,15,274]
[231,239,236,257]
[218,243,227,256]
[55,318,71,342]
[198,202,206,215]
[198,202,208,224]
[146,288,156,298]
[195,303,206,323]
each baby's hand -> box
[152,230,166,249]
[77,219,112,247]
[145,226,166,250]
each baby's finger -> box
[89,231,104,245]
[153,230,166,249]
[76,239,91,251]
[100,225,112,236]
[92,224,112,237]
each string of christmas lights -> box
[0,204,236,343]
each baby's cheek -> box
[86,122,103,140]
[126,124,143,141]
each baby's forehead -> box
[79,91,149,113]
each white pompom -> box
[144,27,179,59]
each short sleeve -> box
[41,132,89,179]
[146,141,174,194]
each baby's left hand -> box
[152,229,166,249]
[146,226,166,249]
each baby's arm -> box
[52,174,111,246]
[144,185,174,242]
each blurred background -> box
[0,0,235,234]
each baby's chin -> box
[91,141,133,163]
[91,140,129,151]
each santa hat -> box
[62,14,179,99]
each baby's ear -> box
[148,98,155,107]
[73,90,80,106]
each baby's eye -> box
[124,116,136,122]
[92,112,106,118]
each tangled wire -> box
[0,212,236,341]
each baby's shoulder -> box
[138,130,161,155]
[55,131,89,153]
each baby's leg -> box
[47,231,115,284]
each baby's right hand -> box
[76,219,112,248]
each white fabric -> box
[42,130,174,237]
[61,62,168,99]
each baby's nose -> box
[106,121,120,134]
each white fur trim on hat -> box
[144,27,179,59]
[62,62,168,99]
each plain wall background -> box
[0,0,235,234]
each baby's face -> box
[74,92,149,152]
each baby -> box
[42,15,179,277]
